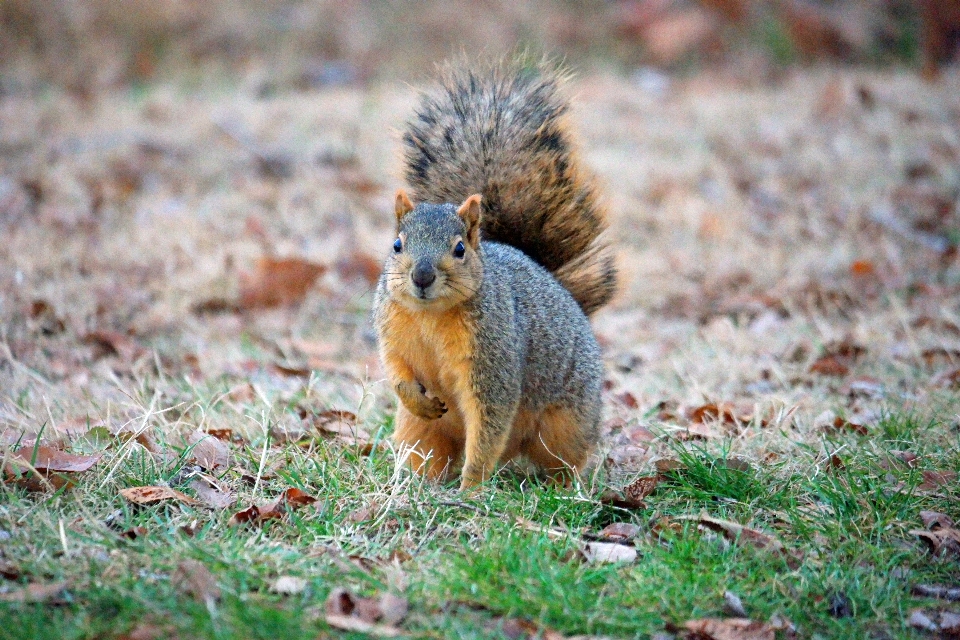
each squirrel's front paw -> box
[395,381,448,420]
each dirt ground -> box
[1,65,959,476]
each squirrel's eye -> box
[453,241,465,258]
[393,238,402,253]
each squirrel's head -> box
[383,189,482,310]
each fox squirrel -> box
[373,60,616,490]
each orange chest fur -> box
[381,302,475,401]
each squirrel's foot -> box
[395,380,447,420]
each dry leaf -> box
[597,522,641,543]
[171,559,220,606]
[238,257,326,309]
[809,355,849,376]
[324,587,406,637]
[680,513,785,554]
[918,470,958,491]
[182,430,230,472]
[681,617,775,640]
[911,584,960,602]
[499,617,567,640]
[820,416,869,436]
[582,541,637,564]
[624,475,661,504]
[0,581,68,603]
[119,486,200,506]
[83,330,145,362]
[188,477,234,510]
[335,252,382,285]
[907,608,960,635]
[8,446,101,473]
[227,487,317,527]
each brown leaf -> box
[324,588,406,637]
[624,475,661,504]
[227,487,317,527]
[119,486,200,506]
[921,510,955,530]
[171,559,220,605]
[83,330,145,362]
[119,526,148,540]
[499,617,567,640]
[605,445,649,470]
[655,458,683,473]
[335,252,382,285]
[911,526,960,558]
[820,416,869,436]
[613,391,639,409]
[182,430,230,472]
[597,522,641,543]
[681,617,775,640]
[919,470,958,492]
[8,446,101,474]
[682,514,785,553]
[809,355,849,376]
[187,477,234,510]
[642,9,716,65]
[0,581,68,603]
[238,257,326,309]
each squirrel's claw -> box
[396,380,447,421]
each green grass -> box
[2,393,959,639]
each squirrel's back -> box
[402,59,616,315]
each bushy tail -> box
[401,59,617,315]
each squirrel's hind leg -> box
[393,407,461,482]
[522,406,597,484]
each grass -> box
[2,389,958,639]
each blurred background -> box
[1,0,958,95]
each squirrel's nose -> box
[412,261,437,290]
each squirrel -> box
[373,60,617,490]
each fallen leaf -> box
[499,617,567,640]
[680,513,785,554]
[655,458,683,473]
[227,487,317,527]
[8,446,101,473]
[582,541,637,564]
[918,470,958,491]
[325,587,406,637]
[597,522,641,543]
[83,330,145,362]
[624,475,661,504]
[119,486,200,506]
[809,355,849,376]
[171,559,220,606]
[119,526,148,540]
[181,430,230,472]
[270,576,308,595]
[605,445,649,469]
[681,617,775,640]
[335,252,382,285]
[820,415,869,436]
[0,581,68,603]
[912,584,960,602]
[239,257,326,309]
[907,608,960,635]
[188,476,234,510]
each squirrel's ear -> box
[457,194,482,248]
[395,190,414,224]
